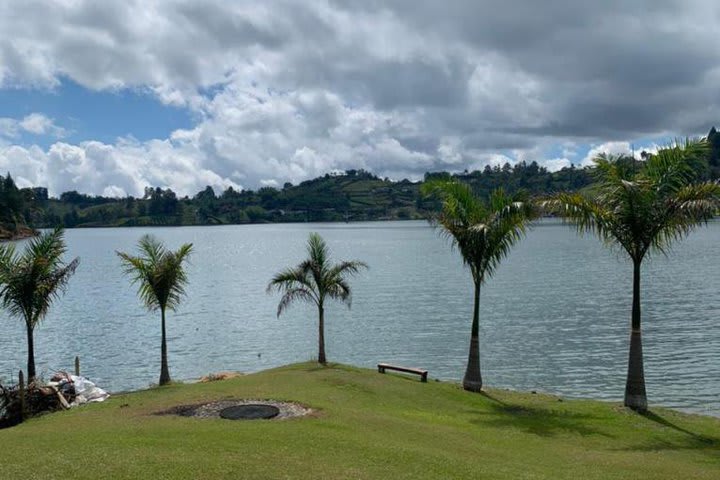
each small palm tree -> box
[422,181,537,392]
[547,139,720,412]
[267,233,367,365]
[117,235,192,386]
[0,228,79,381]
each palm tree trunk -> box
[26,322,36,382]
[318,304,327,365]
[159,307,171,385]
[624,260,647,411]
[463,280,483,392]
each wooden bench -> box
[377,363,428,382]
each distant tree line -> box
[3,128,719,230]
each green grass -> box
[2,363,719,479]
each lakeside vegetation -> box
[1,363,719,479]
[1,127,718,232]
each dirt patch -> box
[199,372,244,383]
[157,399,313,420]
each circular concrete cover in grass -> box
[157,399,311,420]
[219,404,280,420]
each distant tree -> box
[267,233,367,365]
[0,173,24,222]
[195,186,216,202]
[31,187,49,204]
[422,180,537,392]
[60,191,87,205]
[117,236,193,385]
[0,228,79,380]
[708,127,720,179]
[148,187,179,216]
[424,171,452,182]
[547,139,720,411]
[222,186,241,200]
[258,187,280,209]
[245,205,269,222]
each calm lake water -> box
[1,220,719,416]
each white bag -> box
[70,375,109,406]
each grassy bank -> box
[1,363,719,479]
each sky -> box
[0,0,718,198]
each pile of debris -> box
[0,372,109,429]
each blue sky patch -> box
[0,78,195,147]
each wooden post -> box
[18,370,25,420]
[74,356,80,376]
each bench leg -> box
[378,366,385,374]
[421,373,427,383]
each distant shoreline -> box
[0,225,39,242]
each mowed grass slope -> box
[1,363,719,479]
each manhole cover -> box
[219,404,280,420]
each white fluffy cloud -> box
[0,1,718,196]
[1,139,241,197]
[0,113,65,139]
[580,141,662,166]
[543,158,572,172]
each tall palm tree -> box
[547,139,720,412]
[422,181,537,392]
[117,235,193,386]
[0,228,79,381]
[267,233,367,365]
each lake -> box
[1,220,718,416]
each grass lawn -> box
[1,363,719,479]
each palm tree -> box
[117,235,193,386]
[0,228,79,381]
[547,139,720,412]
[422,181,536,392]
[267,233,367,365]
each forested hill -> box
[3,128,720,230]
[16,163,594,228]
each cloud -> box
[19,113,66,137]
[0,138,241,197]
[581,142,634,166]
[544,158,572,172]
[580,141,662,166]
[0,113,66,139]
[0,1,718,195]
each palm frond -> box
[326,260,368,284]
[426,180,536,283]
[276,287,316,317]
[268,233,366,315]
[325,278,353,307]
[117,236,193,312]
[549,140,719,262]
[0,228,78,328]
[651,180,720,253]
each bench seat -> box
[377,363,428,382]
